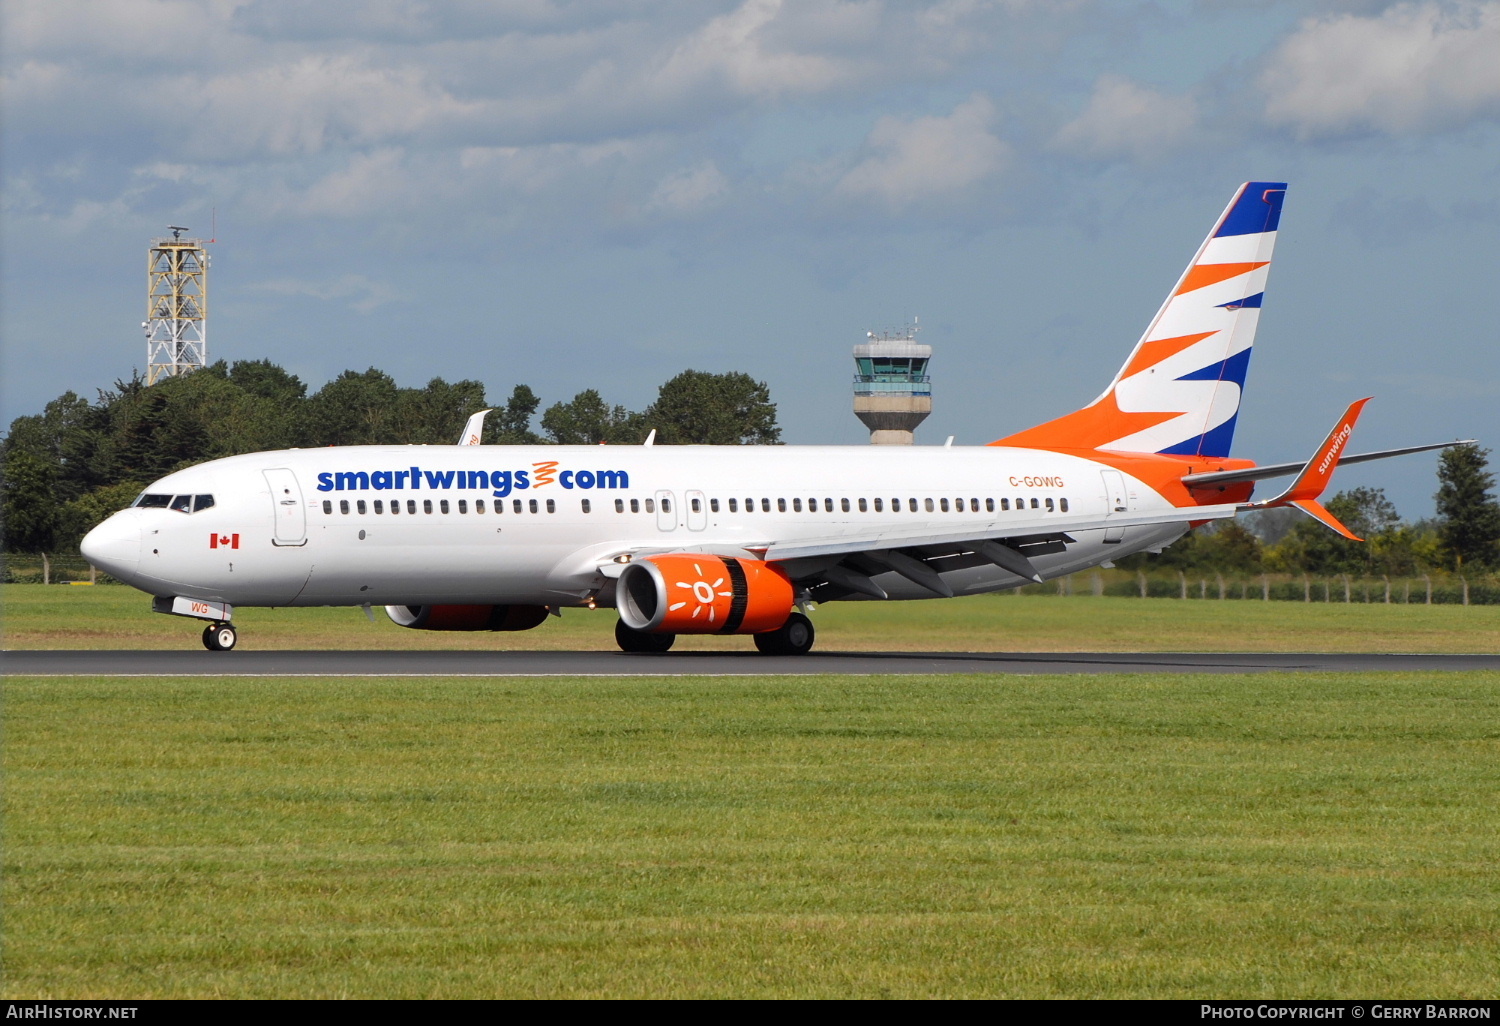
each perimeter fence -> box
[5,554,1498,605]
[1014,568,1500,606]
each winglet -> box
[1244,397,1371,539]
[457,409,492,446]
[1288,499,1363,541]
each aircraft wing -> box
[586,501,1240,602]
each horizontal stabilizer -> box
[1183,439,1475,488]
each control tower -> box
[852,321,931,445]
[145,227,209,384]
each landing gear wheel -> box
[202,622,237,651]
[615,619,675,653]
[754,612,815,655]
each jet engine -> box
[385,604,550,632]
[617,554,793,634]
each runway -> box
[5,650,1499,676]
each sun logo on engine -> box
[668,562,733,624]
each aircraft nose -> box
[80,511,141,578]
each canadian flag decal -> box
[210,533,240,549]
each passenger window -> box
[970,497,979,511]
[662,498,671,513]
[631,499,640,513]
[440,500,450,514]
[645,498,655,513]
[194,494,215,512]
[409,500,418,514]
[170,495,192,513]
[374,500,384,514]
[792,498,802,512]
[1016,496,1024,509]
[513,499,522,514]
[939,498,949,512]
[986,498,995,513]
[135,493,172,508]
[546,499,555,513]
[1000,498,1009,511]
[710,498,719,513]
[475,499,484,513]
[761,498,771,512]
[778,498,787,513]
[925,498,935,513]
[357,500,367,514]
[391,500,401,515]
[824,498,833,512]
[340,500,350,514]
[729,498,738,512]
[842,498,851,513]
[424,500,434,514]
[581,499,591,513]
[1030,498,1039,509]
[323,500,333,514]
[1045,497,1054,512]
[1060,497,1069,512]
[458,499,467,514]
[615,499,624,513]
[529,499,538,514]
[692,498,702,513]
[908,498,918,512]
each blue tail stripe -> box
[1158,412,1240,458]
[1217,292,1263,310]
[1213,182,1287,238]
[1176,346,1252,387]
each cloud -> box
[836,93,1008,209]
[646,161,731,216]
[1261,1,1500,137]
[1051,74,1197,163]
[248,273,405,314]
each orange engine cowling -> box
[617,555,793,634]
[385,604,550,632]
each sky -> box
[4,0,1498,518]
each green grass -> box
[4,583,1499,652]
[5,672,1499,998]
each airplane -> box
[81,182,1472,654]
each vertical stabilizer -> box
[996,181,1286,457]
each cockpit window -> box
[134,492,214,512]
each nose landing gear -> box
[202,622,238,651]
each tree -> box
[1435,444,1500,570]
[1267,487,1402,575]
[1,447,58,554]
[490,385,541,444]
[541,390,643,445]
[645,370,780,445]
[303,368,401,446]
[229,359,307,403]
[390,377,489,444]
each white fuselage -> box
[82,444,1191,609]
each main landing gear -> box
[612,612,816,655]
[202,622,237,651]
[754,612,815,655]
[615,620,675,653]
